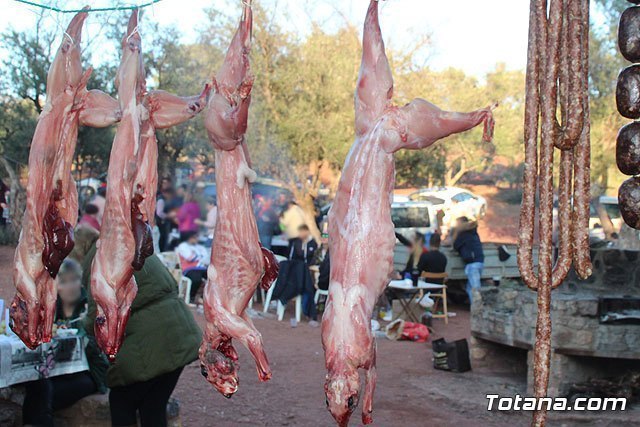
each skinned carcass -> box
[199,0,279,397]
[321,2,495,426]
[91,11,208,358]
[11,8,120,349]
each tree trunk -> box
[0,156,25,231]
[446,157,467,186]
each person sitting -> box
[82,246,201,427]
[419,233,448,284]
[453,216,484,303]
[22,259,108,427]
[176,231,209,302]
[287,224,318,263]
[398,232,428,283]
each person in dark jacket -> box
[82,245,202,427]
[419,233,448,284]
[287,224,318,263]
[317,253,330,291]
[22,259,108,427]
[287,224,319,322]
[453,217,484,303]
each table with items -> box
[387,279,446,323]
[0,323,88,388]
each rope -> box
[13,0,163,13]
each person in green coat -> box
[82,244,202,427]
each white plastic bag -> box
[419,294,434,309]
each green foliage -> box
[0,1,628,201]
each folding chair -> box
[421,272,449,324]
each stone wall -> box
[470,247,640,396]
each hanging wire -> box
[13,0,163,13]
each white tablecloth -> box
[388,279,446,291]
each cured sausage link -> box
[518,1,592,426]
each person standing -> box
[399,232,427,283]
[288,224,319,323]
[280,201,306,240]
[175,189,201,241]
[82,246,201,427]
[453,216,484,303]
[254,195,278,249]
[78,203,101,232]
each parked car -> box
[408,186,487,226]
[391,200,439,241]
[318,200,439,242]
[590,196,623,233]
[553,195,622,241]
[203,177,294,210]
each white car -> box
[408,186,487,226]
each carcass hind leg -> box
[362,343,377,425]
[217,309,271,382]
[39,274,57,343]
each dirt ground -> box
[469,185,521,245]
[172,305,533,427]
[0,245,634,426]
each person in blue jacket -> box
[453,216,484,303]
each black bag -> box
[432,338,471,372]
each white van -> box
[391,200,439,241]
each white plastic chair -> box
[248,289,266,310]
[263,281,301,322]
[178,276,192,305]
[314,289,329,305]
